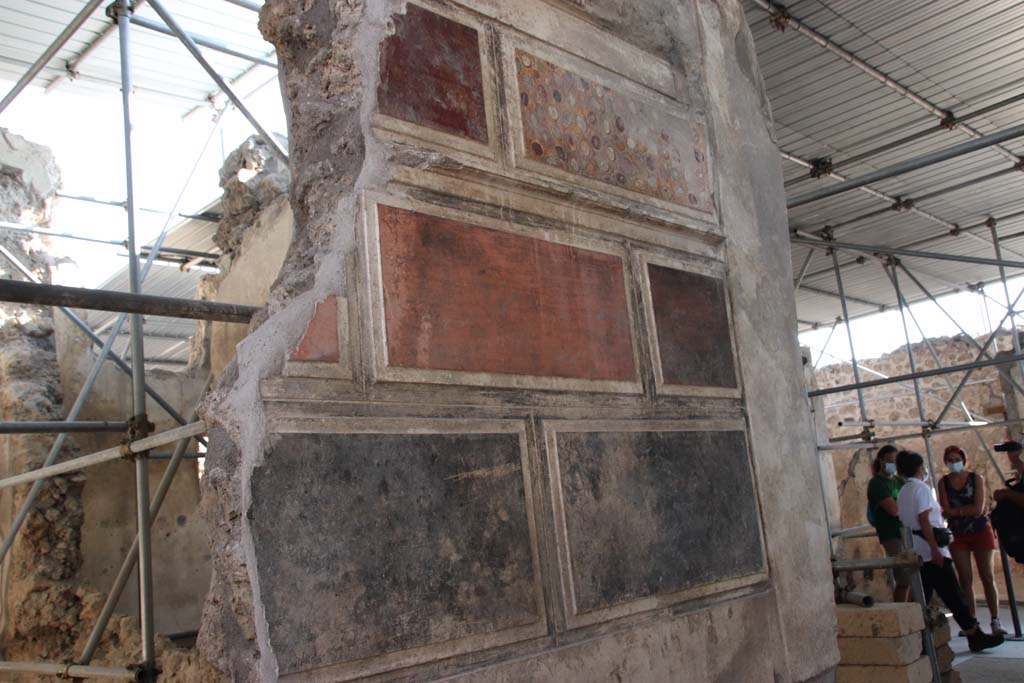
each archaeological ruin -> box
[1,0,1024,682]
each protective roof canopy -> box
[743,0,1024,332]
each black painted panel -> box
[555,429,763,614]
[250,431,541,675]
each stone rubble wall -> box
[817,332,1024,607]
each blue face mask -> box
[883,462,897,476]
[949,461,965,474]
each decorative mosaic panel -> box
[376,204,637,383]
[377,5,488,143]
[648,264,737,388]
[251,430,542,675]
[554,429,763,614]
[514,49,712,211]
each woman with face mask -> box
[896,450,1003,653]
[937,445,1004,635]
[867,444,911,601]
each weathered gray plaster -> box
[197,1,839,681]
[696,0,838,678]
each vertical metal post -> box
[117,2,154,674]
[903,528,942,683]
[831,248,869,423]
[990,220,1024,388]
[988,220,1024,637]
[888,264,937,483]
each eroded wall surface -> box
[198,1,838,681]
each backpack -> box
[991,480,1024,564]
[866,500,877,527]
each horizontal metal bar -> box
[831,523,873,538]
[0,421,128,434]
[833,554,920,572]
[787,123,1024,208]
[0,660,139,681]
[809,351,1024,398]
[0,421,206,491]
[138,244,218,260]
[0,222,220,264]
[792,234,1024,270]
[55,193,165,215]
[817,442,879,451]
[0,279,258,323]
[129,15,277,68]
[224,0,262,10]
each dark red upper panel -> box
[377,5,488,143]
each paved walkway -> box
[949,606,1024,682]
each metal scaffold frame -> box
[0,0,274,679]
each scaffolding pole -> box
[0,420,129,434]
[888,263,938,485]
[788,123,1024,209]
[80,384,209,664]
[0,279,258,323]
[129,15,277,68]
[0,661,140,681]
[831,249,869,423]
[115,5,157,675]
[792,234,1024,271]
[810,351,1024,399]
[148,0,288,164]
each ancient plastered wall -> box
[817,333,1023,603]
[198,1,837,681]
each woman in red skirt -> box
[938,445,1006,635]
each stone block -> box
[837,656,931,683]
[935,644,954,673]
[941,670,961,683]
[930,616,951,648]
[376,204,636,382]
[552,427,763,614]
[836,603,926,638]
[648,264,737,388]
[377,4,487,142]
[837,632,922,666]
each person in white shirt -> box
[896,450,1003,653]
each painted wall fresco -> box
[377,5,488,143]
[251,431,541,674]
[554,429,763,613]
[289,295,340,363]
[514,49,712,212]
[648,264,737,388]
[377,204,637,383]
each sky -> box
[2,66,1022,369]
[0,68,286,289]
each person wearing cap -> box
[867,444,911,601]
[937,445,1004,635]
[993,440,1024,509]
[896,449,1004,652]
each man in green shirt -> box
[867,444,911,601]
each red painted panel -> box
[648,264,737,388]
[377,5,488,143]
[377,205,636,383]
[290,296,340,363]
